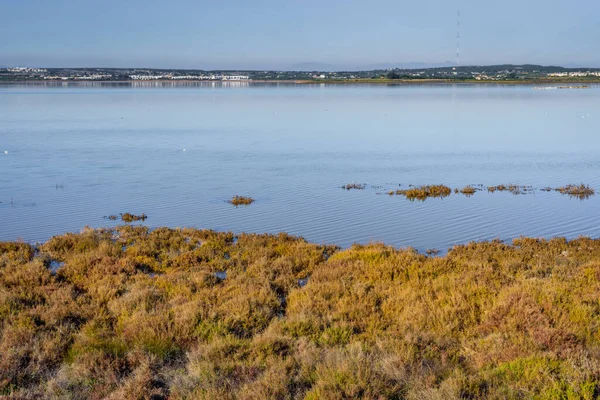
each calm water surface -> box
[1,82,599,252]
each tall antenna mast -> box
[456,10,460,68]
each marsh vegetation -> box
[457,185,479,196]
[373,183,595,201]
[555,184,595,199]
[2,227,600,398]
[342,183,366,190]
[228,196,255,206]
[389,184,452,200]
[486,184,533,195]
[105,213,148,222]
[120,213,148,222]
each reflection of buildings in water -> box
[122,81,249,89]
[220,81,250,88]
[130,74,250,81]
[129,81,250,89]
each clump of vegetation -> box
[393,184,452,201]
[2,228,600,398]
[487,184,507,193]
[228,195,255,206]
[487,184,533,195]
[120,213,147,222]
[105,213,147,222]
[555,184,595,199]
[458,185,478,196]
[383,183,594,200]
[342,183,366,190]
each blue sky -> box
[2,0,599,69]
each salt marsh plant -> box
[342,183,366,190]
[120,213,147,222]
[394,184,452,201]
[228,195,255,206]
[487,184,533,195]
[458,185,478,196]
[3,227,599,397]
[105,213,147,222]
[556,184,595,199]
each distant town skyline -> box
[2,0,600,69]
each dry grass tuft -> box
[487,184,533,195]
[120,213,147,222]
[459,185,478,196]
[555,184,595,199]
[393,185,452,201]
[342,183,366,190]
[228,196,255,206]
[105,213,148,222]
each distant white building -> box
[129,75,165,80]
[75,74,112,80]
[547,71,600,77]
[172,75,199,80]
[8,67,47,73]
[221,75,250,81]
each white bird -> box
[183,148,187,152]
[3,151,7,154]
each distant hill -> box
[362,61,455,70]
[289,61,456,72]
[382,64,600,73]
[288,62,337,71]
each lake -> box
[1,81,599,252]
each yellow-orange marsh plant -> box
[1,227,600,398]
[556,184,595,199]
[459,185,477,196]
[394,184,452,201]
[229,195,255,206]
[487,184,533,195]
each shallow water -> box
[1,82,600,252]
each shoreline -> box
[2,223,599,254]
[1,78,599,85]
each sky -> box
[1,0,600,70]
